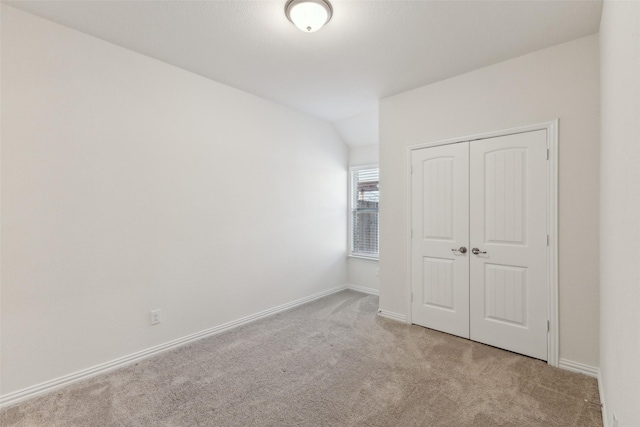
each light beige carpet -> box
[1,290,602,426]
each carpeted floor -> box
[1,290,602,427]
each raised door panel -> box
[422,157,455,241]
[484,264,527,326]
[422,257,454,310]
[485,148,526,245]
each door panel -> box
[422,257,454,309]
[411,143,469,339]
[484,148,527,244]
[422,156,455,240]
[469,130,548,360]
[484,264,527,325]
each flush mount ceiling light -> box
[285,0,333,33]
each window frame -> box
[348,164,380,260]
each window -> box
[349,166,379,258]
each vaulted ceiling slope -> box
[6,1,602,141]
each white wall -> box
[0,6,347,396]
[599,1,640,425]
[349,144,379,167]
[333,111,379,147]
[347,144,379,292]
[347,257,379,293]
[379,35,600,367]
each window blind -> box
[350,168,379,256]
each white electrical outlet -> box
[150,309,161,325]
[613,412,618,427]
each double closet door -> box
[411,130,548,360]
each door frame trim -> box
[405,120,559,367]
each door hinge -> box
[547,320,550,332]
[411,229,414,238]
[547,234,550,246]
[410,164,414,174]
[546,149,550,160]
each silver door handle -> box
[451,247,467,254]
[471,248,487,255]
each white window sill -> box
[348,255,379,261]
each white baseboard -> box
[345,283,379,296]
[598,369,608,427]
[558,358,599,378]
[0,284,348,408]
[377,310,407,323]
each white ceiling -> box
[5,0,602,146]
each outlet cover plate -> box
[150,309,161,325]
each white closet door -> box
[469,130,548,360]
[411,142,470,339]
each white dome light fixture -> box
[285,0,333,33]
